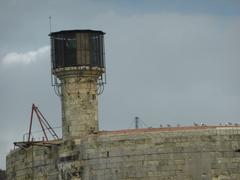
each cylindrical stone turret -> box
[49,30,105,140]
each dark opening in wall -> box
[235,149,240,152]
[107,151,109,157]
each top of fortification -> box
[100,125,240,135]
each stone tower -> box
[49,30,105,140]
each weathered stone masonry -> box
[7,143,59,179]
[6,126,240,180]
[6,29,240,180]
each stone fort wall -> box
[6,143,59,180]
[6,126,240,180]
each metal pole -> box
[34,107,49,141]
[36,107,59,139]
[28,104,35,142]
[135,117,139,129]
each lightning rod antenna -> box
[49,16,52,33]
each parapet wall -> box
[6,126,240,180]
[80,127,240,180]
[6,143,59,180]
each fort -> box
[6,30,240,180]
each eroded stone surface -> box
[61,76,99,140]
[6,127,240,180]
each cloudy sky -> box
[0,0,240,169]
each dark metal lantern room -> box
[49,30,105,70]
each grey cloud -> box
[2,46,49,66]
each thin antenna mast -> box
[49,16,52,33]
